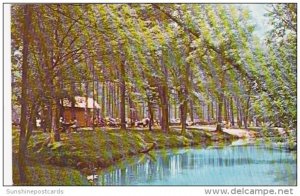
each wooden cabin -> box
[62,96,100,127]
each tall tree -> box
[18,5,32,183]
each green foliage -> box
[11,3,296,184]
[13,163,89,185]
[11,4,296,129]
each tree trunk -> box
[216,96,223,131]
[226,98,231,124]
[53,98,61,141]
[111,84,114,117]
[158,105,162,126]
[179,87,187,135]
[207,102,211,122]
[201,102,205,120]
[106,82,111,117]
[223,97,228,123]
[45,101,52,132]
[59,98,64,119]
[92,66,95,131]
[41,105,47,133]
[230,97,235,126]
[71,97,76,120]
[26,102,38,144]
[239,108,243,128]
[115,83,120,118]
[18,5,32,183]
[174,102,177,119]
[236,98,243,128]
[236,107,240,128]
[101,82,105,117]
[188,67,194,122]
[147,99,153,131]
[159,85,169,132]
[71,82,76,119]
[96,81,99,112]
[211,101,214,120]
[142,102,145,118]
[119,62,126,130]
[180,101,187,135]
[244,96,251,129]
[189,100,194,122]
[85,82,89,126]
[96,81,100,118]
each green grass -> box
[13,162,89,185]
[12,127,238,185]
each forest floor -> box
[12,125,295,185]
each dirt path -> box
[188,125,257,138]
[223,128,252,138]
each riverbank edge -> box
[12,127,295,185]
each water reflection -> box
[97,146,296,185]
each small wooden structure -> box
[62,96,100,127]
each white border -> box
[3,3,12,186]
[1,0,299,196]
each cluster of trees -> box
[11,4,296,183]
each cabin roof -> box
[63,96,100,109]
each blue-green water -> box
[97,145,296,185]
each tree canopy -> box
[11,4,297,183]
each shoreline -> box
[12,127,295,185]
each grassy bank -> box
[12,127,237,185]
